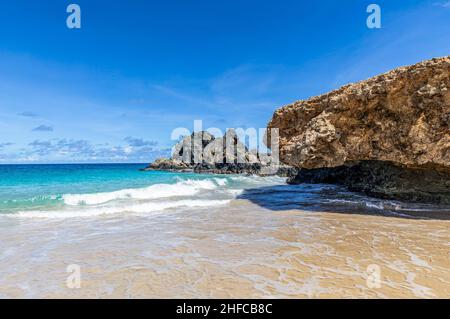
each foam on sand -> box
[15,199,231,218]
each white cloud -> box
[32,125,54,132]
[0,138,170,164]
[434,1,450,8]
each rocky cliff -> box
[143,130,298,176]
[267,56,450,204]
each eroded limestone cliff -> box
[267,56,450,203]
[268,56,450,171]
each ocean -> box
[0,164,288,218]
[0,164,449,298]
[1,163,447,218]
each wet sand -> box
[0,199,449,298]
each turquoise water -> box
[0,164,286,217]
[1,164,445,218]
[0,164,233,214]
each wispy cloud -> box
[0,142,13,149]
[150,84,217,110]
[11,138,170,163]
[124,136,158,147]
[18,111,39,118]
[32,125,53,132]
[145,64,290,127]
[433,1,450,8]
[210,65,277,97]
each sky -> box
[0,0,449,163]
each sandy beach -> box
[1,198,448,298]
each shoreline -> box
[1,198,449,298]
[0,168,448,298]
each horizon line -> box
[0,162,149,166]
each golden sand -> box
[0,199,448,298]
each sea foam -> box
[14,177,235,218]
[15,199,231,218]
[62,179,224,206]
[9,175,287,219]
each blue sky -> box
[0,0,449,163]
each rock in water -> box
[143,130,298,176]
[173,131,216,164]
[267,56,450,204]
[142,158,192,172]
[288,161,450,204]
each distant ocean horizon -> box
[0,162,150,165]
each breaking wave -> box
[16,199,231,218]
[11,176,275,219]
[62,179,224,206]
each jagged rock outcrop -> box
[143,130,298,177]
[144,158,192,172]
[289,161,450,204]
[267,56,450,204]
[172,131,215,164]
[202,129,250,165]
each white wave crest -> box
[9,175,289,219]
[63,179,220,206]
[213,178,228,186]
[15,199,231,219]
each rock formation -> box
[289,161,450,204]
[143,130,298,177]
[172,131,215,164]
[267,56,450,204]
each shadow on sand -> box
[236,183,450,221]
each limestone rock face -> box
[267,56,450,172]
